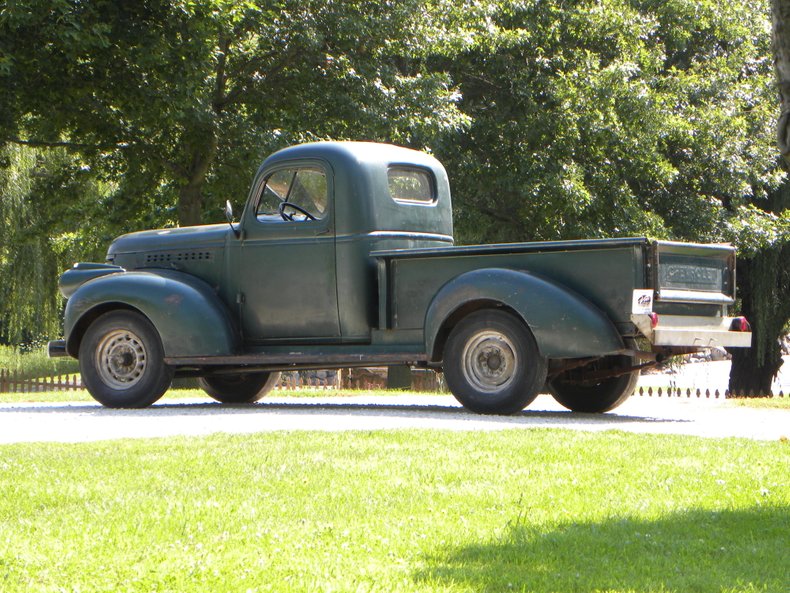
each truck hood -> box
[107,224,230,258]
[106,224,231,271]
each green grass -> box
[0,430,787,592]
[726,396,790,409]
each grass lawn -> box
[726,396,790,409]
[0,430,787,593]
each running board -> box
[165,351,429,369]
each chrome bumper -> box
[631,315,752,349]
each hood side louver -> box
[145,251,214,264]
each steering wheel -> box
[278,201,316,222]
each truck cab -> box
[224,142,453,343]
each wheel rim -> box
[95,329,147,390]
[461,330,518,393]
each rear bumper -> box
[47,340,68,358]
[631,315,752,348]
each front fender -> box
[64,269,238,358]
[425,268,623,360]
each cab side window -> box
[256,166,328,221]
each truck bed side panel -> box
[386,245,647,332]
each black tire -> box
[198,372,281,404]
[443,310,547,415]
[548,347,638,413]
[79,310,173,408]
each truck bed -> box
[374,236,737,348]
[374,237,650,334]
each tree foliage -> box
[436,0,780,246]
[0,144,106,344]
[724,0,790,394]
[1,0,466,227]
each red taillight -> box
[731,317,751,332]
[648,312,659,328]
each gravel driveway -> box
[0,393,787,444]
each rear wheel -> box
[79,310,173,408]
[548,346,638,413]
[198,372,281,404]
[443,310,547,415]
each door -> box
[233,161,340,343]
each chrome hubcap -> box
[95,330,147,390]
[461,330,518,393]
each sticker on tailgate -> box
[632,289,654,314]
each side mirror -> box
[225,200,241,238]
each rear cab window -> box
[387,167,436,205]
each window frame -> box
[387,165,437,206]
[252,162,331,224]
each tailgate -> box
[653,240,736,306]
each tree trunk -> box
[176,133,218,227]
[728,252,787,396]
[772,0,790,165]
[729,345,783,396]
[176,34,230,228]
[178,182,204,227]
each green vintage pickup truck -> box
[49,142,751,413]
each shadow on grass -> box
[417,506,790,592]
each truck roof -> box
[261,141,444,172]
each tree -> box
[725,0,790,395]
[435,0,779,245]
[0,144,107,344]
[1,0,465,228]
[727,235,790,395]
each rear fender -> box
[425,268,623,361]
[64,269,238,358]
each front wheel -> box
[79,310,173,408]
[443,310,547,415]
[198,372,281,404]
